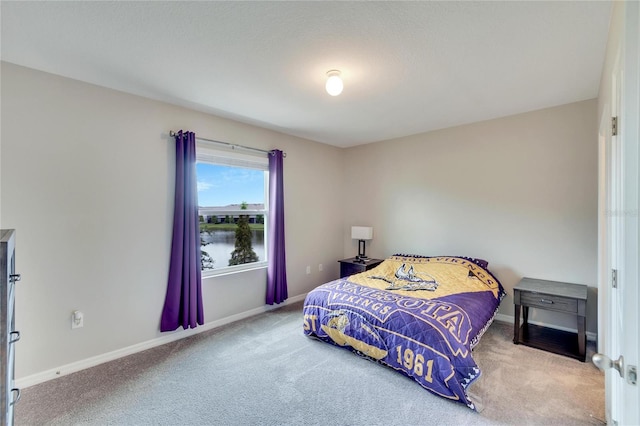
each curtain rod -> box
[169,130,285,157]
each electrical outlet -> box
[319,264,323,272]
[72,311,84,329]
[306,266,311,275]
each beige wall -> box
[1,62,344,379]
[343,99,599,333]
[1,60,600,382]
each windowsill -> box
[202,261,268,279]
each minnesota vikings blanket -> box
[303,255,505,410]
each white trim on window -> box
[202,260,268,278]
[196,142,268,170]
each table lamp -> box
[351,226,373,262]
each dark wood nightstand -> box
[513,277,587,361]
[339,257,384,278]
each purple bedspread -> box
[302,255,505,410]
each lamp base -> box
[356,239,368,262]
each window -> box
[196,142,268,275]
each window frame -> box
[196,142,269,277]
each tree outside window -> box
[229,202,259,266]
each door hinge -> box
[612,116,618,136]
[628,365,637,385]
[612,269,618,288]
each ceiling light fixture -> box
[325,70,343,96]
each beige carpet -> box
[469,321,604,424]
[15,302,604,425]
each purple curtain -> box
[266,149,288,304]
[161,130,204,331]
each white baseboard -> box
[16,293,307,389]
[494,313,597,342]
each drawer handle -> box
[539,298,554,304]
[9,331,20,344]
[10,388,20,405]
[10,274,21,283]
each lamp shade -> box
[351,226,373,240]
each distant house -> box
[199,204,265,224]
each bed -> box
[302,254,505,410]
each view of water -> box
[200,229,265,269]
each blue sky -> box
[196,163,265,207]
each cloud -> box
[219,168,262,183]
[197,181,214,192]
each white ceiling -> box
[1,1,612,148]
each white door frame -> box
[619,2,640,424]
[598,2,640,424]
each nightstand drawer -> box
[519,291,578,314]
[341,262,365,277]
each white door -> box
[595,2,640,425]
